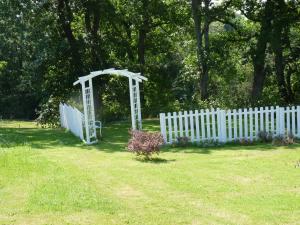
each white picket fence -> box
[160,106,300,144]
[59,103,84,141]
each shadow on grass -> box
[161,141,300,154]
[134,157,176,164]
[0,120,160,152]
[1,119,299,154]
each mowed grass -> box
[0,120,300,225]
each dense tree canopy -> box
[0,0,299,125]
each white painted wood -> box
[73,68,147,86]
[265,106,269,132]
[160,113,167,143]
[260,107,264,132]
[249,108,253,141]
[276,106,280,135]
[136,81,142,130]
[238,109,243,139]
[200,109,205,141]
[59,103,85,142]
[297,106,300,138]
[74,68,147,144]
[291,106,296,135]
[173,112,178,141]
[233,109,237,141]
[254,107,259,139]
[228,110,232,141]
[280,107,285,135]
[129,77,136,130]
[184,111,189,138]
[167,112,172,144]
[89,79,96,138]
[206,109,211,140]
[211,109,216,141]
[286,106,291,134]
[220,110,227,142]
[179,111,183,137]
[216,108,221,141]
[244,108,248,140]
[195,110,200,142]
[158,105,300,145]
[270,106,274,135]
[81,81,90,144]
[189,110,195,142]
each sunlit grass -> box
[0,120,299,225]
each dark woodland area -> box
[0,0,299,125]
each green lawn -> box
[0,120,300,225]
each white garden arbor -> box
[73,68,147,144]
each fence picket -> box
[238,109,243,139]
[254,107,259,139]
[212,109,216,141]
[297,106,300,138]
[291,106,296,135]
[173,112,178,141]
[189,110,195,142]
[184,111,189,138]
[201,109,205,141]
[233,109,237,141]
[249,108,253,141]
[206,109,211,140]
[260,107,264,132]
[228,110,232,141]
[220,110,227,142]
[286,107,291,134]
[160,113,167,142]
[276,106,280,135]
[195,110,200,142]
[179,111,183,137]
[270,106,274,135]
[244,108,248,140]
[167,112,172,143]
[265,106,269,132]
[280,107,285,135]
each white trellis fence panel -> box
[160,106,300,144]
[59,103,84,141]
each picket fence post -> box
[217,109,227,143]
[167,112,172,144]
[297,106,300,138]
[160,113,167,143]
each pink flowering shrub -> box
[127,130,164,159]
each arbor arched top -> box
[73,68,148,86]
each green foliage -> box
[0,0,299,123]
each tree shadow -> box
[1,120,299,155]
[162,141,300,154]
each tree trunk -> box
[191,0,203,96]
[192,0,211,100]
[57,0,83,77]
[137,0,150,74]
[200,0,210,100]
[251,0,273,101]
